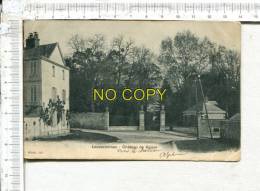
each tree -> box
[106,35,135,87]
[205,45,241,117]
[129,46,162,89]
[66,34,162,114]
[67,34,107,112]
[159,31,214,90]
[159,30,240,125]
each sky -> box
[24,20,241,56]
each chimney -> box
[33,32,40,47]
[25,32,40,49]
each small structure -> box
[23,32,70,140]
[224,113,240,142]
[183,100,226,139]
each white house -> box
[23,32,70,140]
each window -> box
[51,87,57,101]
[52,66,55,77]
[30,62,33,74]
[30,87,33,102]
[62,70,65,80]
[31,86,36,103]
[62,89,66,102]
[213,128,220,132]
[30,61,37,75]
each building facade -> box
[23,32,70,140]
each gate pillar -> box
[105,107,109,130]
[139,105,145,131]
[160,105,166,131]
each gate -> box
[109,103,140,131]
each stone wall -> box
[70,112,108,130]
[24,115,69,140]
[70,106,165,132]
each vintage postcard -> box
[23,20,241,160]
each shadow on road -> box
[174,139,240,153]
[35,130,119,143]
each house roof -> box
[183,101,226,115]
[24,43,57,60]
[229,113,240,121]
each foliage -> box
[159,31,240,125]
[66,31,240,126]
[40,97,66,126]
[66,35,162,120]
